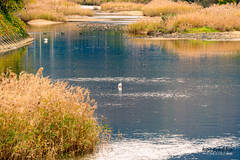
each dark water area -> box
[1,23,240,159]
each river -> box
[1,23,240,159]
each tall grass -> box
[20,0,94,22]
[128,3,240,34]
[101,2,144,12]
[127,18,163,34]
[142,0,202,17]
[167,4,240,32]
[0,68,103,159]
[71,0,151,5]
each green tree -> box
[0,0,24,14]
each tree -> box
[0,0,24,14]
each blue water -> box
[1,23,240,159]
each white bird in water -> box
[44,38,48,43]
[118,82,122,91]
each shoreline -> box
[136,31,240,41]
[0,37,34,54]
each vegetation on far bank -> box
[19,0,94,22]
[0,68,107,159]
[101,2,144,12]
[71,0,151,5]
[127,0,240,35]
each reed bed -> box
[128,3,240,34]
[71,0,151,5]
[101,2,144,12]
[127,18,163,34]
[167,4,240,32]
[0,68,103,159]
[20,0,94,22]
[142,0,202,17]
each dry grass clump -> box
[20,0,94,22]
[101,2,144,12]
[127,18,163,34]
[0,68,103,159]
[142,0,202,17]
[167,4,240,32]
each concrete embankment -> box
[0,37,34,54]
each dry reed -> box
[166,4,240,32]
[0,68,103,159]
[127,17,163,34]
[142,0,202,17]
[101,2,144,12]
[20,0,94,22]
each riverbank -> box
[140,31,240,41]
[0,37,34,54]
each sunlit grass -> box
[127,18,163,35]
[167,4,240,32]
[19,0,94,22]
[0,68,104,159]
[101,2,144,12]
[128,3,240,35]
[142,0,202,17]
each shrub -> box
[0,68,103,159]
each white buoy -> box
[44,38,48,41]
[118,82,122,91]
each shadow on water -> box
[2,23,240,159]
[0,47,28,74]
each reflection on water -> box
[0,47,28,74]
[1,23,240,159]
[129,39,240,58]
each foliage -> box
[0,11,27,38]
[0,0,24,14]
[0,68,105,159]
[218,0,235,4]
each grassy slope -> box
[0,11,28,38]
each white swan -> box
[118,82,122,91]
[43,38,48,44]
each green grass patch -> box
[184,27,219,33]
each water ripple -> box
[86,135,240,160]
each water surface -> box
[1,23,240,159]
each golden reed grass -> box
[0,68,104,159]
[167,4,240,32]
[127,17,163,34]
[20,0,94,22]
[101,2,144,12]
[128,2,240,34]
[142,0,202,17]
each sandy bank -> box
[27,19,64,26]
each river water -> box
[1,23,240,159]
